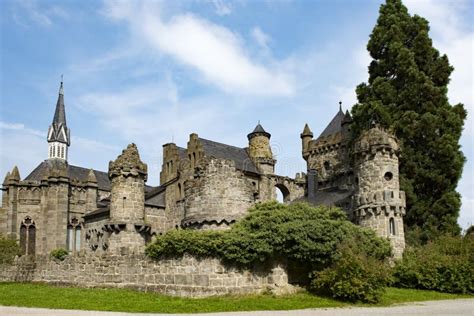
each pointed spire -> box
[342,110,353,125]
[10,166,20,181]
[301,123,313,138]
[53,80,66,126]
[248,122,271,140]
[3,171,10,186]
[87,169,97,183]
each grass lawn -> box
[0,283,471,314]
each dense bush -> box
[0,234,20,264]
[146,202,392,302]
[392,235,474,294]
[311,242,391,303]
[50,248,69,261]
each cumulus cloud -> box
[101,1,294,96]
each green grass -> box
[0,283,471,314]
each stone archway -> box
[275,183,291,203]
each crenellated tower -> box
[247,123,275,174]
[352,123,406,258]
[106,143,150,253]
[47,80,70,161]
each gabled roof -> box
[318,108,345,139]
[25,161,111,191]
[198,138,259,174]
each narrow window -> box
[67,226,74,252]
[52,146,56,157]
[20,225,27,255]
[61,146,64,158]
[389,218,396,235]
[75,226,81,252]
[27,225,36,256]
[178,183,182,199]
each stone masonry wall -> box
[183,158,255,228]
[0,255,289,297]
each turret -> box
[106,144,149,254]
[47,80,70,162]
[341,110,353,136]
[247,123,275,174]
[300,123,313,160]
[85,169,98,212]
[352,124,406,259]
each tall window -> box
[67,218,81,254]
[389,218,396,236]
[19,216,36,256]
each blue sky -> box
[1,0,472,229]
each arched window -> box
[61,146,64,158]
[49,146,53,158]
[67,218,81,254]
[52,145,56,157]
[389,218,396,236]
[19,216,35,255]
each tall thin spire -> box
[47,79,71,161]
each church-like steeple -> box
[47,79,71,161]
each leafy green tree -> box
[351,0,467,240]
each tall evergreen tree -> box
[351,0,467,241]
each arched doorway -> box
[275,183,290,203]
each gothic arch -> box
[20,216,36,256]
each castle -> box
[0,81,406,260]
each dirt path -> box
[1,299,473,316]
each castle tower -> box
[247,123,276,174]
[47,80,70,162]
[352,124,406,259]
[300,123,313,160]
[106,143,149,253]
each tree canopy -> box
[351,0,467,241]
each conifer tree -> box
[351,0,466,241]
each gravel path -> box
[1,299,473,316]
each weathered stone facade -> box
[301,107,406,257]
[0,82,407,296]
[0,255,290,297]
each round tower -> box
[300,123,313,160]
[352,124,406,259]
[247,123,275,174]
[107,143,149,253]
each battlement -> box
[353,190,406,208]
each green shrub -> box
[146,202,392,302]
[0,234,20,264]
[310,242,391,303]
[393,235,474,294]
[50,248,69,261]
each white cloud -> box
[11,0,68,27]
[251,26,271,51]
[211,0,232,16]
[101,1,294,96]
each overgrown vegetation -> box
[0,233,20,264]
[351,0,466,242]
[50,248,69,261]
[393,235,474,294]
[0,283,470,313]
[147,202,392,302]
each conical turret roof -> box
[247,123,271,140]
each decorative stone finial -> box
[109,143,147,180]
[3,171,10,186]
[87,169,97,183]
[10,166,20,181]
[339,101,342,111]
[301,123,313,137]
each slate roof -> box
[318,109,345,139]
[198,138,259,174]
[53,82,67,126]
[145,185,166,208]
[25,161,111,191]
[247,123,271,139]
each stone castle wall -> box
[183,158,255,228]
[0,255,289,297]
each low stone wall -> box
[0,254,289,297]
